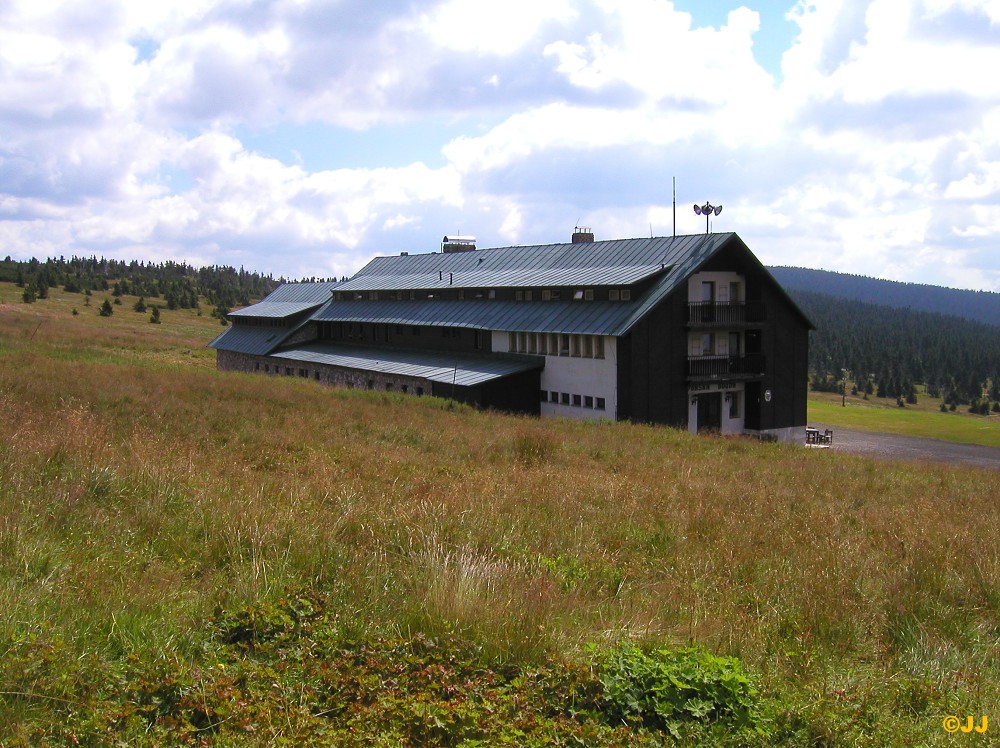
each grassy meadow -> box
[2,282,999,746]
[809,390,1000,448]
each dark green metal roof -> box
[270,343,542,387]
[354,235,720,279]
[312,298,633,336]
[317,234,736,336]
[228,281,338,319]
[335,264,669,292]
[208,324,292,355]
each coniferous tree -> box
[99,298,113,317]
[150,306,161,324]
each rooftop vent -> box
[572,227,594,244]
[442,235,476,253]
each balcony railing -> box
[688,353,765,378]
[688,301,765,325]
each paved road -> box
[810,423,1000,471]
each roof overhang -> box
[269,343,543,387]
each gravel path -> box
[809,423,1000,471]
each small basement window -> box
[596,397,606,410]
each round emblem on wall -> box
[764,389,772,402]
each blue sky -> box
[2,1,1000,291]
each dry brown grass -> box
[2,285,999,744]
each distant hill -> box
[768,267,1000,327]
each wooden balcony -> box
[688,353,766,380]
[687,301,765,326]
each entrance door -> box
[697,393,722,433]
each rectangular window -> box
[729,281,741,303]
[560,334,570,356]
[508,332,517,352]
[572,394,582,407]
[573,290,584,300]
[701,280,715,303]
[551,290,562,301]
[541,290,551,301]
[524,290,533,301]
[416,387,424,396]
[729,332,740,355]
[264,364,270,373]
[701,333,715,356]
[385,383,392,391]
[550,391,559,402]
[583,336,593,358]
[729,392,741,419]
[528,333,537,354]
[538,334,547,355]
[584,395,594,408]
[540,389,548,402]
[561,392,570,405]
[488,289,496,299]
[621,289,631,301]
[254,362,260,371]
[549,333,559,355]
[518,332,527,352]
[609,289,620,301]
[594,337,605,359]
[515,290,523,301]
[369,291,379,301]
[571,334,581,357]
[401,385,408,394]
[367,380,375,389]
[584,289,594,301]
[596,397,606,410]
[458,290,465,300]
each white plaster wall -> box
[688,271,744,302]
[493,331,617,420]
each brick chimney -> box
[572,226,594,243]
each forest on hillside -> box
[790,289,1000,412]
[0,255,285,315]
[770,266,1000,326]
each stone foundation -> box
[216,350,430,396]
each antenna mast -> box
[672,177,676,238]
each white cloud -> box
[0,0,999,290]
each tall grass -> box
[2,288,999,745]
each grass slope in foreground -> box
[1,287,999,746]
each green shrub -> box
[599,645,768,740]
